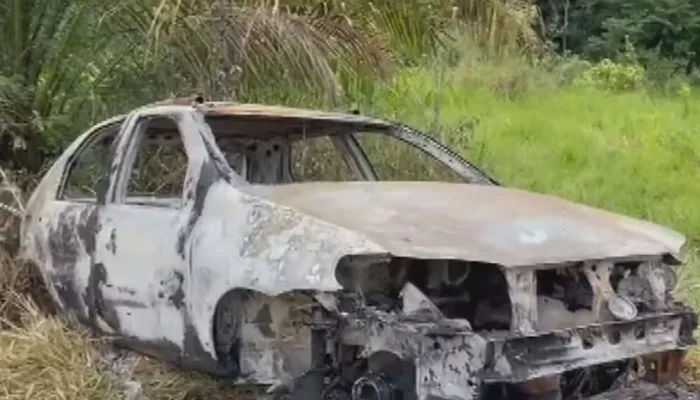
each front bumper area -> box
[340,307,696,400]
[587,381,694,400]
[482,310,696,383]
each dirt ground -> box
[588,382,700,400]
[99,345,700,400]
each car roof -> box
[204,102,390,125]
[145,98,392,128]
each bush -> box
[575,58,646,91]
[538,0,700,73]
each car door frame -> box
[19,117,126,330]
[90,105,221,363]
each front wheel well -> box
[211,288,255,378]
[210,288,323,380]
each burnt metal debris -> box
[18,99,698,400]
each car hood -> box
[245,182,686,267]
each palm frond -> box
[457,0,540,54]
[145,1,391,103]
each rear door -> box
[33,120,123,330]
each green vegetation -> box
[2,0,700,397]
[538,0,700,75]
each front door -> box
[91,110,210,358]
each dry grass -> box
[0,252,44,328]
[132,358,261,400]
[677,249,700,386]
[0,168,43,327]
[0,297,119,400]
[683,346,700,387]
[0,235,117,400]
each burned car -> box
[19,99,697,400]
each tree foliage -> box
[0,0,395,171]
[0,0,140,170]
[0,0,543,174]
[539,0,700,72]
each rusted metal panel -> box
[482,314,689,382]
[586,381,694,400]
[641,350,685,385]
[249,181,685,268]
[200,102,391,125]
[144,99,391,127]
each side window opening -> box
[216,137,292,184]
[354,131,465,182]
[60,124,120,202]
[124,116,188,207]
[291,135,361,182]
[218,138,249,178]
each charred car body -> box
[19,99,697,399]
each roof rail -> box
[148,94,206,107]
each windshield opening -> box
[202,115,495,185]
[351,130,466,183]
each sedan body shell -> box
[18,101,694,399]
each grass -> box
[2,56,700,397]
[131,358,262,400]
[0,296,118,400]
